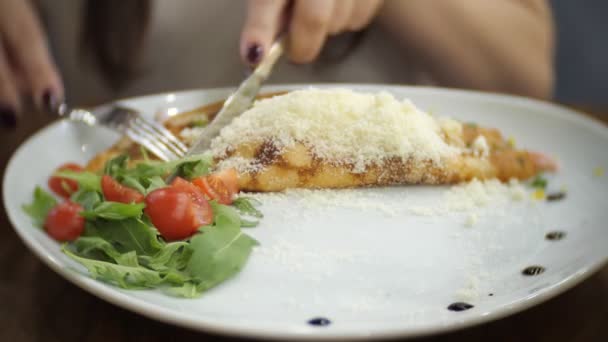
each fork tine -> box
[132,117,188,157]
[126,124,181,161]
[133,117,188,154]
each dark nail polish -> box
[0,105,17,127]
[246,44,263,64]
[43,89,59,112]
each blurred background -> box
[553,0,608,106]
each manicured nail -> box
[0,105,17,127]
[42,89,60,113]
[246,43,263,64]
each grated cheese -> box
[211,88,461,172]
[471,135,489,158]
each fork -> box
[56,102,188,161]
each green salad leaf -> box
[233,197,263,218]
[86,218,164,255]
[139,241,191,272]
[55,170,102,192]
[22,187,58,227]
[188,206,259,292]
[81,202,145,220]
[70,189,102,210]
[27,153,261,298]
[63,246,164,289]
[176,159,211,180]
[103,154,129,178]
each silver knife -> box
[187,37,285,156]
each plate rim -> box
[4,84,608,340]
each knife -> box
[187,37,285,156]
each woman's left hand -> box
[240,0,383,65]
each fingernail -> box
[246,44,263,64]
[42,89,60,113]
[0,105,17,127]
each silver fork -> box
[56,103,188,161]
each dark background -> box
[553,0,608,106]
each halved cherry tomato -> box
[44,202,85,241]
[214,168,239,195]
[48,163,84,198]
[171,177,207,204]
[193,175,233,205]
[145,185,213,241]
[101,175,144,203]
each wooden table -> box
[1,107,606,342]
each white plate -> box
[4,85,608,340]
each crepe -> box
[86,89,556,192]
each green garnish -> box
[531,175,548,189]
[23,154,259,298]
[22,187,57,227]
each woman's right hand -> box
[0,0,63,127]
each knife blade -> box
[186,37,285,157]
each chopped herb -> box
[530,175,548,189]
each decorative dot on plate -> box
[308,317,331,327]
[546,192,567,201]
[522,266,546,276]
[545,231,566,241]
[447,302,474,312]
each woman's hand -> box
[240,0,383,65]
[0,0,63,126]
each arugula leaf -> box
[164,282,200,298]
[145,176,166,194]
[103,155,129,178]
[70,189,102,210]
[240,219,259,228]
[120,175,147,195]
[55,170,101,192]
[69,236,123,262]
[209,201,240,227]
[87,218,164,255]
[187,204,258,291]
[63,246,163,289]
[232,197,263,218]
[139,241,190,272]
[176,159,211,180]
[81,202,145,220]
[115,251,140,267]
[22,187,57,227]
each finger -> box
[241,0,288,65]
[328,0,353,35]
[346,0,382,31]
[0,43,21,127]
[289,0,334,63]
[0,0,63,111]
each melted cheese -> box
[211,88,461,172]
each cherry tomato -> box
[101,175,144,204]
[214,168,239,195]
[193,175,233,204]
[48,163,84,198]
[171,177,207,205]
[44,202,85,241]
[145,186,213,241]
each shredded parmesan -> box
[211,88,461,172]
[472,135,489,158]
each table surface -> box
[1,105,606,342]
